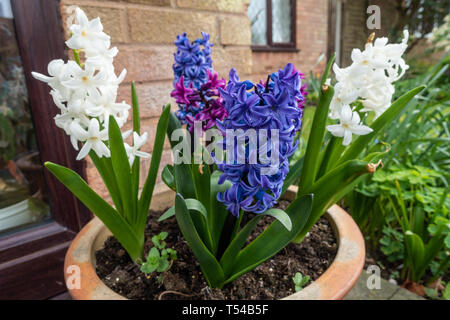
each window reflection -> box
[272,0,292,43]
[0,0,50,235]
[248,0,267,45]
[248,0,293,47]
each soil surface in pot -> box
[95,200,337,300]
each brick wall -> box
[251,0,329,82]
[59,0,252,199]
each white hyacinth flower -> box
[54,98,91,136]
[326,105,373,146]
[65,7,110,52]
[329,80,359,119]
[32,7,142,162]
[31,60,78,100]
[62,63,107,100]
[124,132,150,166]
[70,119,110,160]
[327,31,409,145]
[85,42,119,69]
[350,45,390,72]
[85,90,130,126]
[371,30,410,82]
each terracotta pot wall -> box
[64,187,365,300]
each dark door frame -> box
[0,0,90,300]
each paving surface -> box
[345,270,425,300]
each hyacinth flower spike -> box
[289,36,425,243]
[171,32,227,131]
[32,7,171,261]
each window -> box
[0,0,90,299]
[248,0,297,51]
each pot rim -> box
[64,186,365,300]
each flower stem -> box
[231,210,243,240]
[216,213,239,260]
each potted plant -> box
[36,8,425,300]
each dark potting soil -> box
[95,200,337,300]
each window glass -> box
[0,0,51,236]
[248,0,267,45]
[272,0,292,43]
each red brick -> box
[114,46,174,82]
[127,7,218,44]
[177,0,247,13]
[117,82,176,119]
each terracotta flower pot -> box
[64,186,365,300]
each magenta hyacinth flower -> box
[185,70,227,131]
[171,32,227,130]
[171,76,196,105]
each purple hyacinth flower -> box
[216,64,305,217]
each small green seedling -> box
[141,232,177,283]
[293,272,310,292]
[444,283,450,300]
[425,282,450,300]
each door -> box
[0,0,90,300]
